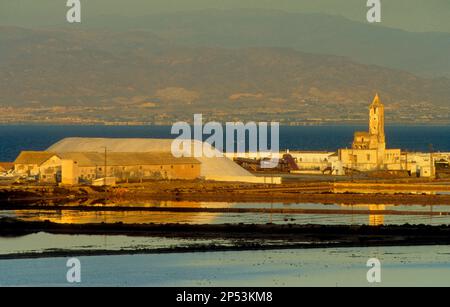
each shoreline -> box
[1,180,450,206]
[1,242,447,261]
[2,220,450,259]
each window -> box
[367,154,371,161]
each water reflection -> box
[339,204,386,226]
[2,201,450,226]
[6,201,231,224]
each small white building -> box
[403,152,435,178]
[289,151,336,173]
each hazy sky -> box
[1,0,450,33]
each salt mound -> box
[47,137,254,179]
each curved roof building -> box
[47,137,276,183]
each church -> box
[338,94,402,172]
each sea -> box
[1,124,450,161]
[1,124,450,286]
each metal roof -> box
[0,162,14,171]
[14,151,56,165]
[14,151,199,167]
[58,152,200,167]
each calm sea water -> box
[0,125,449,161]
[1,246,450,286]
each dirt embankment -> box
[1,180,450,206]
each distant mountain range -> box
[0,10,449,124]
[83,9,450,78]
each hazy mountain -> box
[0,26,449,124]
[81,9,450,77]
[3,0,450,34]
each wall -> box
[404,152,435,177]
[71,163,201,184]
[14,164,40,176]
[339,148,402,171]
[39,156,62,183]
[61,160,79,185]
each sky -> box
[1,0,450,33]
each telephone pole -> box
[103,146,107,190]
[429,144,435,179]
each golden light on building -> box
[338,94,402,171]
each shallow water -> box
[1,200,449,257]
[1,245,450,286]
[0,232,232,256]
[3,201,450,226]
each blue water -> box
[1,246,450,286]
[0,125,449,161]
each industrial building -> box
[47,138,281,184]
[226,151,343,175]
[14,150,201,185]
[12,138,281,185]
[14,151,57,177]
[60,152,201,185]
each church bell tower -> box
[369,93,386,150]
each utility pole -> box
[350,143,354,182]
[104,146,107,190]
[429,144,435,180]
[405,151,408,173]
